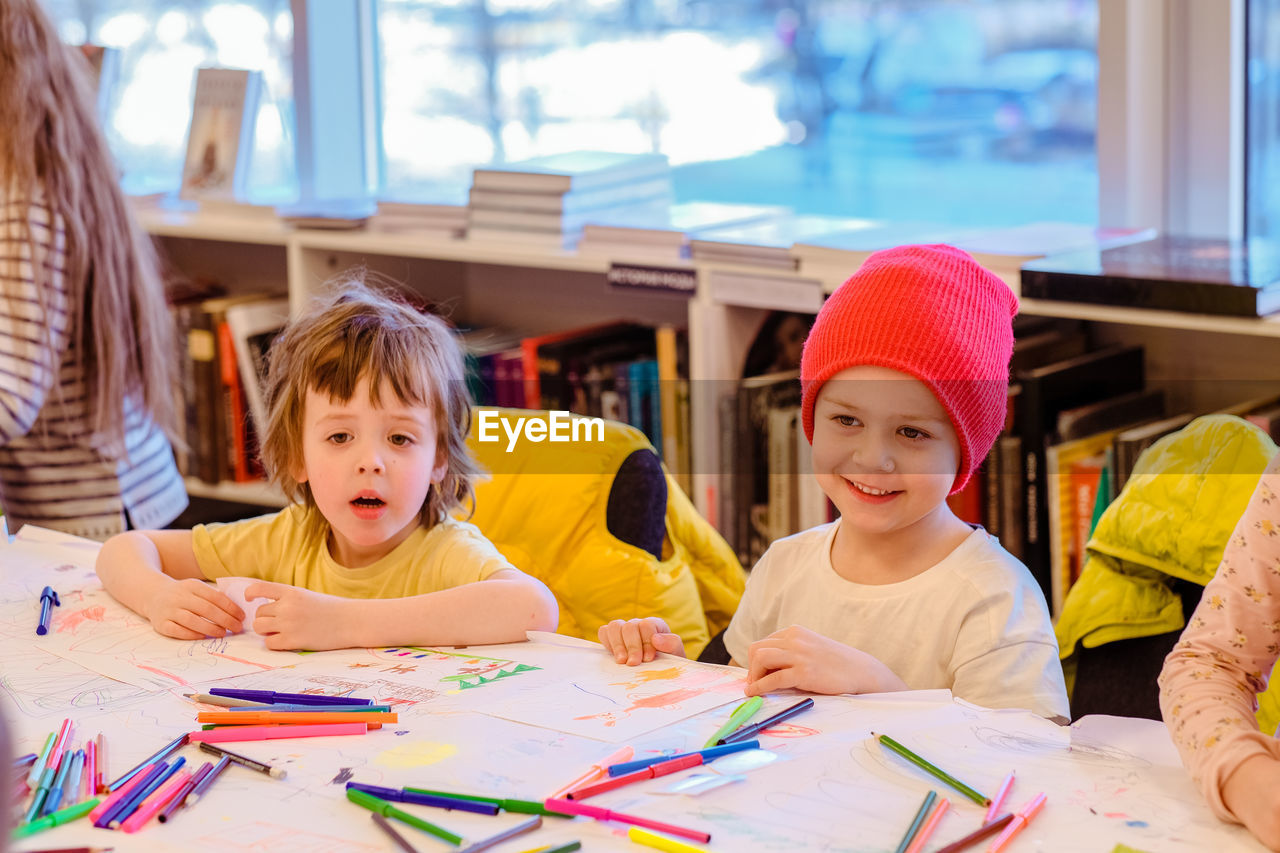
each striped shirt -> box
[0,193,187,540]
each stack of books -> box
[689,213,876,270]
[577,201,789,264]
[373,200,469,238]
[465,151,673,249]
[792,221,981,284]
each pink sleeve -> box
[1158,452,1280,821]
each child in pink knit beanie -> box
[600,244,1068,721]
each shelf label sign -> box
[607,263,696,296]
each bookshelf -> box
[140,207,1280,535]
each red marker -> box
[566,753,703,800]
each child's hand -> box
[145,578,244,640]
[1223,753,1280,850]
[245,581,353,651]
[598,617,686,665]
[745,625,907,696]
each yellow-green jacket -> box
[465,409,746,659]
[1055,414,1280,731]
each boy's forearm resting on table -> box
[340,571,558,649]
[95,530,193,617]
[95,530,243,640]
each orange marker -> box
[94,732,107,794]
[549,745,634,799]
[904,797,949,853]
[196,711,395,725]
[987,792,1046,853]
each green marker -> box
[405,786,574,818]
[346,787,463,845]
[11,796,99,840]
[875,733,991,806]
[704,695,764,747]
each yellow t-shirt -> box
[192,505,513,598]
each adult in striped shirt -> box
[0,0,187,540]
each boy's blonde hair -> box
[260,277,479,527]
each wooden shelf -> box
[293,229,612,273]
[1017,297,1280,337]
[136,206,293,245]
[185,477,286,507]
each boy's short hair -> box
[259,275,479,526]
[799,244,1017,493]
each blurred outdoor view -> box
[44,0,1099,228]
[1250,0,1280,240]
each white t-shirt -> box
[723,522,1069,720]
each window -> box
[1248,0,1280,238]
[43,0,297,200]
[375,0,1099,227]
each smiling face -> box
[297,374,447,567]
[810,365,962,545]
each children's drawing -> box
[0,642,152,720]
[35,580,299,690]
[473,641,748,742]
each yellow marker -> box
[628,825,711,853]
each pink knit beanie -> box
[799,244,1017,494]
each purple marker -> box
[209,688,371,706]
[345,782,500,815]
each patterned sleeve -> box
[1158,451,1280,820]
[0,196,69,443]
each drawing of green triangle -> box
[458,678,481,689]
[513,664,540,673]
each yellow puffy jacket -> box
[1055,414,1280,730]
[463,409,746,659]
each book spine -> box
[217,320,250,483]
[998,435,1024,561]
[1069,458,1104,583]
[188,307,222,484]
[655,326,680,469]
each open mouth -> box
[351,496,386,508]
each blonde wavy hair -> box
[260,275,480,528]
[0,0,177,456]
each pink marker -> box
[88,763,152,822]
[544,796,710,843]
[985,772,1015,823]
[189,722,368,743]
[83,736,97,802]
[121,770,192,833]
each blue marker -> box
[606,739,761,776]
[23,763,57,824]
[35,586,59,635]
[41,747,82,816]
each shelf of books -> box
[136,145,1280,611]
